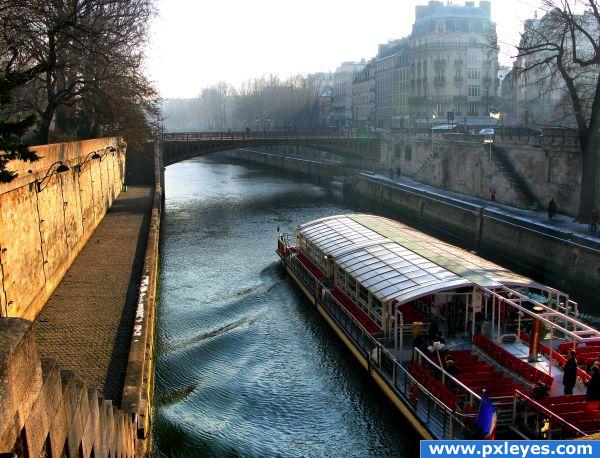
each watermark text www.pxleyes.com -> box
[420,440,596,458]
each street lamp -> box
[255,117,259,134]
[36,161,70,192]
[431,111,438,155]
[267,116,272,135]
[485,109,500,157]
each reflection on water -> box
[153,157,418,457]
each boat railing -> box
[414,347,482,405]
[489,395,518,427]
[277,232,296,249]
[512,390,588,439]
[281,241,479,438]
[319,288,478,439]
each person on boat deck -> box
[531,379,549,400]
[445,358,461,376]
[413,333,426,352]
[563,350,578,395]
[428,321,439,341]
[427,332,446,353]
[587,354,600,373]
[585,365,600,402]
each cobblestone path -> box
[33,186,153,404]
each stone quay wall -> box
[121,142,163,456]
[350,174,600,306]
[0,138,126,320]
[381,130,582,215]
[0,139,162,456]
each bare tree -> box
[1,0,158,146]
[514,0,600,220]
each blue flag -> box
[475,392,497,439]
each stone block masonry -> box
[382,130,583,215]
[0,138,126,320]
[0,137,161,455]
[0,318,137,456]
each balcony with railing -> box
[454,59,464,66]
[454,76,464,83]
[453,95,467,101]
[483,76,493,84]
[434,58,446,66]
[434,76,446,85]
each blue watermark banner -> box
[420,440,598,458]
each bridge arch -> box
[160,131,381,167]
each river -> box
[152,155,418,456]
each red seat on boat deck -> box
[457,371,504,381]
[473,333,554,388]
[569,419,600,434]
[408,361,458,410]
[296,253,327,281]
[329,287,381,335]
[560,410,600,423]
[541,394,587,405]
[549,402,587,414]
[469,378,514,388]
[458,364,495,374]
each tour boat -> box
[276,214,600,440]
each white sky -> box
[147,0,545,99]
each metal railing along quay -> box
[162,130,380,142]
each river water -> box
[152,156,418,457]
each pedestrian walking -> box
[548,198,557,221]
[396,165,401,177]
[489,186,496,202]
[590,209,598,234]
[389,168,394,179]
[563,350,578,395]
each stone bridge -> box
[160,130,382,166]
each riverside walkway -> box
[33,185,154,404]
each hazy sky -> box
[147,0,544,99]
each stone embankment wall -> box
[381,130,582,215]
[221,148,355,183]
[121,142,163,456]
[350,174,600,306]
[0,138,126,320]
[0,319,137,456]
[0,138,161,455]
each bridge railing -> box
[162,130,379,142]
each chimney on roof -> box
[479,0,491,18]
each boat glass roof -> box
[297,214,533,303]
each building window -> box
[467,68,480,79]
[469,103,478,115]
[484,86,489,97]
[405,144,412,161]
[468,85,480,97]
[468,50,481,63]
